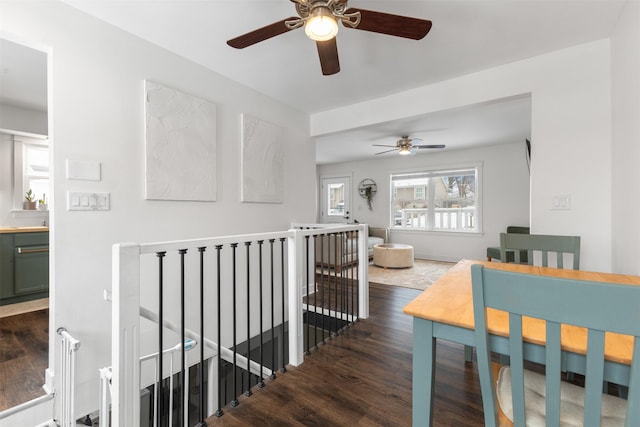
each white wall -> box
[318,142,530,262]
[1,0,316,418]
[611,0,640,275]
[312,40,613,273]
[0,103,47,135]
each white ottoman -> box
[373,243,414,268]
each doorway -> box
[0,36,51,412]
[320,176,351,223]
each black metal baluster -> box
[312,235,319,351]
[269,239,276,380]
[178,249,187,424]
[336,232,342,334]
[257,240,265,388]
[336,233,342,339]
[347,230,352,328]
[304,235,310,355]
[345,232,350,330]
[320,234,331,345]
[352,231,357,325]
[244,241,253,397]
[230,243,239,407]
[156,251,166,426]
[355,231,360,322]
[345,230,352,328]
[197,246,206,426]
[344,231,349,330]
[320,234,325,345]
[335,233,346,335]
[328,233,333,340]
[214,245,224,417]
[346,230,351,328]
[279,238,287,373]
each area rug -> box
[368,259,455,290]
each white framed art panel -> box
[144,80,217,201]
[241,113,284,203]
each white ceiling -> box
[314,94,532,164]
[1,0,628,163]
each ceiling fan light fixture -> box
[305,7,339,41]
[398,146,411,155]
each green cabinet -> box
[0,231,49,305]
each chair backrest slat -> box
[545,321,562,426]
[500,233,580,270]
[509,313,526,424]
[472,264,640,426]
[628,339,640,426]
[541,250,549,267]
[584,329,606,427]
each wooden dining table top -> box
[403,259,640,365]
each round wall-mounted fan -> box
[227,0,432,76]
[373,136,445,156]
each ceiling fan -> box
[373,136,445,156]
[226,0,432,76]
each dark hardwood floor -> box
[0,309,48,411]
[207,283,485,426]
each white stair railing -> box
[110,225,368,426]
[55,327,80,427]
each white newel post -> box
[357,224,369,319]
[287,230,304,366]
[111,243,141,426]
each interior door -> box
[321,176,351,223]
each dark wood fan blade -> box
[375,148,399,155]
[316,38,340,76]
[345,8,432,40]
[227,17,299,49]
[414,144,446,149]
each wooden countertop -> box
[0,226,49,234]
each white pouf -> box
[373,243,414,268]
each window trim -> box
[10,132,49,210]
[389,163,483,233]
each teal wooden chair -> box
[486,226,530,262]
[466,233,581,362]
[499,233,581,373]
[499,233,580,270]
[471,264,640,426]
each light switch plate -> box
[551,194,571,210]
[67,192,110,211]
